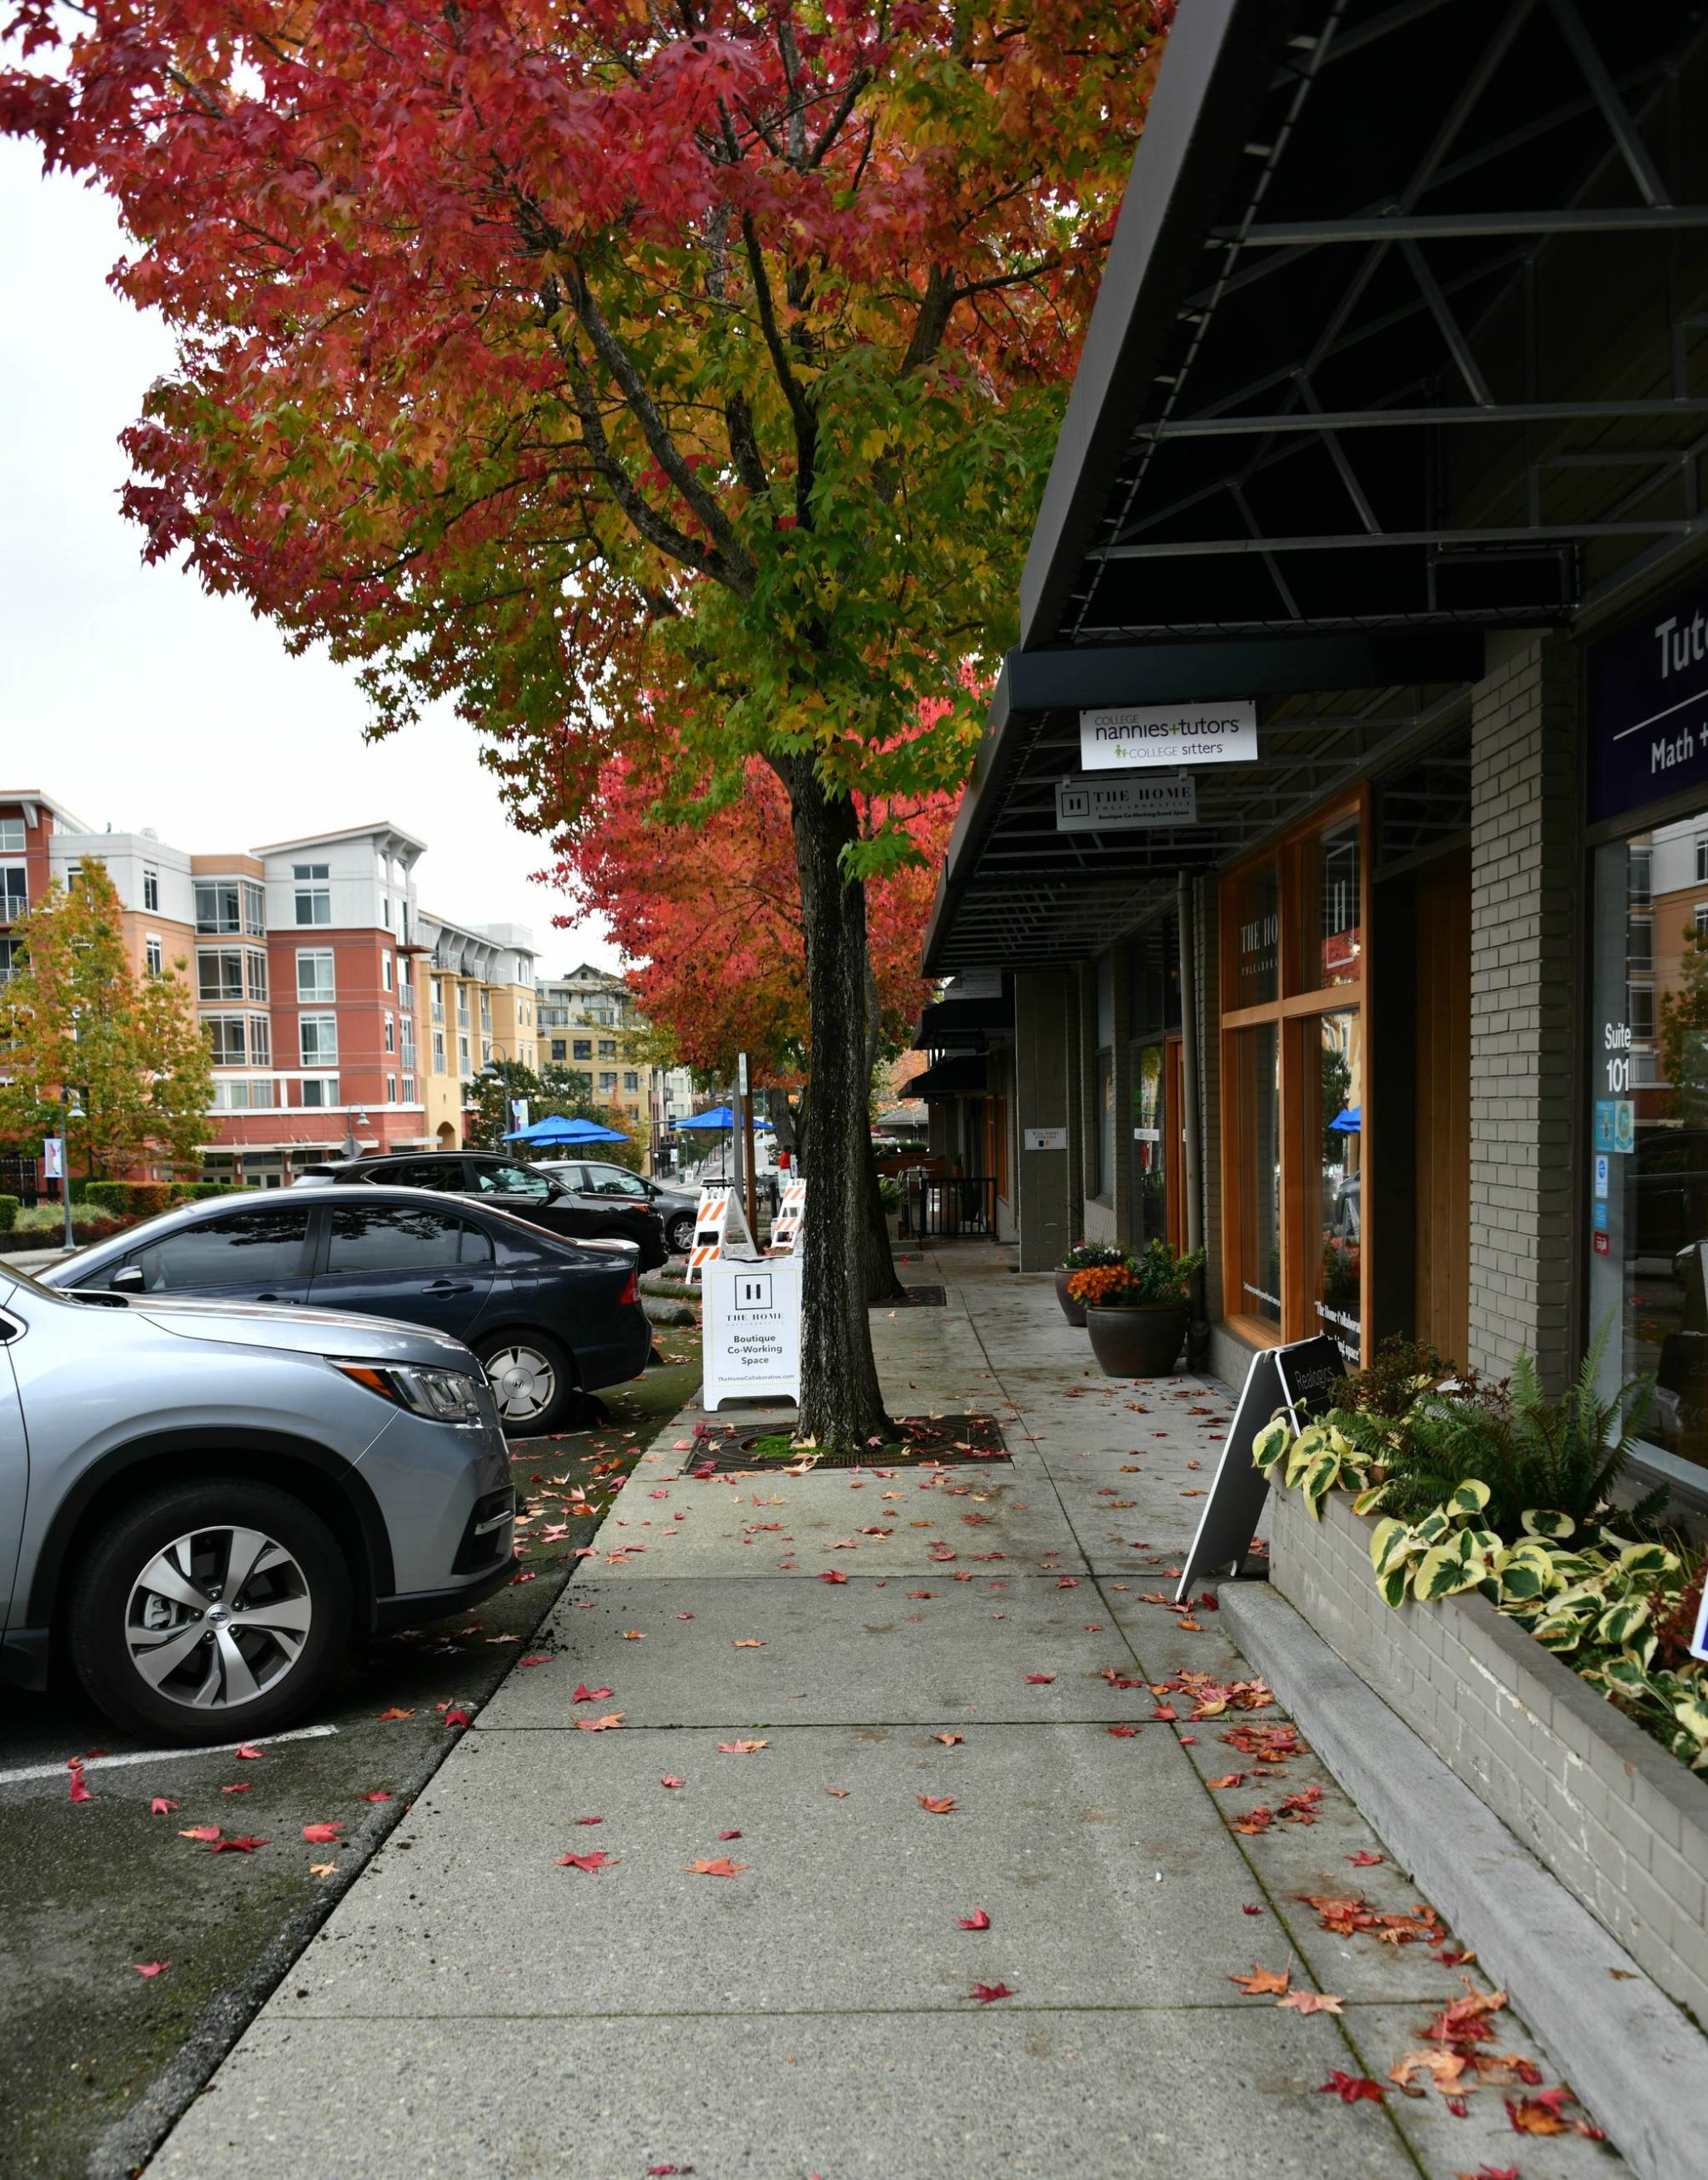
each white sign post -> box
[702,1255,802,1408]
[1080,700,1258,772]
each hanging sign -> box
[1056,774,1198,830]
[43,1136,65,1179]
[1173,1334,1344,1599]
[1080,700,1257,772]
[509,1098,530,1132]
[702,1255,801,1408]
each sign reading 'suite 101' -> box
[1591,574,1708,820]
[1080,699,1258,772]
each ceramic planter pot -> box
[1085,1301,1188,1378]
[1054,1270,1087,1327]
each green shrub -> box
[0,1195,18,1233]
[68,1176,91,1204]
[83,1180,133,1218]
[129,1182,174,1218]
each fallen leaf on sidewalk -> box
[571,1684,615,1704]
[826,1787,851,1798]
[1279,1991,1344,2015]
[1232,1808,1274,1834]
[442,1709,472,1729]
[969,1982,1016,2003]
[1505,2094,1571,2135]
[1241,1903,1265,1915]
[660,1775,686,1789]
[685,1857,747,1877]
[209,1835,268,1853]
[375,1707,414,1720]
[1390,2050,1466,2091]
[917,1794,959,1815]
[301,1822,344,1844]
[131,1961,169,1978]
[1228,1964,1289,1995]
[67,1760,93,1804]
[362,1791,394,1803]
[717,1739,769,1755]
[1207,1773,1245,1790]
[1454,2169,1517,2180]
[1347,1850,1384,1866]
[732,1638,765,1648]
[519,1654,552,1667]
[1107,1725,1139,1738]
[234,1743,264,1759]
[817,1570,849,1584]
[1317,2071,1384,2103]
[719,1830,742,1840]
[576,1712,626,1732]
[221,1781,253,1795]
[622,1630,646,1640]
[179,1826,221,1841]
[309,1862,337,1878]
[558,1850,617,1873]
[1024,1672,1056,1684]
[149,1798,177,1816]
[958,1910,992,1930]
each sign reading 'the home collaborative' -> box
[1591,571,1708,821]
[1080,699,1258,772]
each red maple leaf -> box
[570,1684,614,1703]
[301,1822,344,1844]
[67,1760,93,1804]
[917,1794,958,1815]
[957,1910,992,1930]
[659,1776,686,1789]
[685,1857,747,1877]
[178,1825,221,1841]
[149,1798,178,1816]
[1347,1850,1384,1866]
[557,1850,616,1873]
[131,1961,170,1978]
[817,1570,849,1583]
[209,1835,268,1853]
[520,1654,553,1667]
[1317,2072,1385,2103]
[362,1791,394,1803]
[1106,1724,1140,1738]
[1023,1672,1056,1684]
[969,1982,1017,2003]
[442,1707,472,1730]
[234,1743,264,1759]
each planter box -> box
[1269,1483,1708,2028]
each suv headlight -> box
[334,1360,485,1424]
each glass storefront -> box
[1235,1022,1282,1327]
[1133,1042,1167,1247]
[1308,1010,1362,1357]
[1590,814,1708,1471]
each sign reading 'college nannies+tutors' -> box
[1590,574,1708,821]
[1080,700,1258,772]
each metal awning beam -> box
[1219,206,1708,245]
[1096,520,1686,560]
[1137,399,1708,439]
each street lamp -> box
[60,1085,85,1254]
[343,1106,370,1161]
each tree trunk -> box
[861,1128,904,1303]
[776,756,892,1449]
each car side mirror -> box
[111,1264,145,1294]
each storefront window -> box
[1235,1023,1281,1326]
[1133,1043,1166,1246]
[1591,821,1708,1471]
[1221,798,1366,1354]
[1094,1049,1115,1202]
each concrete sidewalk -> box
[153,1250,1624,2178]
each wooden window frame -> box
[1218,787,1372,1362]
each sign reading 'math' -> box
[1080,699,1258,772]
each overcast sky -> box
[0,140,619,972]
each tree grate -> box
[681,1412,1008,1473]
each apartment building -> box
[414,912,538,1148]
[537,962,695,1156]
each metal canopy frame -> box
[924,0,1708,974]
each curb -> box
[1218,1577,1708,2180]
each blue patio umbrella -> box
[1328,1106,1361,1133]
[673,1104,774,1131]
[504,1114,629,1144]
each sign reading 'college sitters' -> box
[1080,699,1258,772]
[1591,573,1708,821]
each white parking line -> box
[0,1722,339,1787]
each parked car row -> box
[1,1152,665,1744]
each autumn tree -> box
[0,863,214,1177]
[3,0,1173,1446]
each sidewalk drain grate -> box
[870,1283,947,1309]
[685,1413,1008,1473]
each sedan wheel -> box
[668,1213,695,1255]
[475,1330,575,1436]
[69,1479,350,1743]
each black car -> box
[298,1150,668,1271]
[537,1157,701,1256]
[51,1185,652,1437]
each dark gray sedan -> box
[536,1157,701,1255]
[47,1186,651,1437]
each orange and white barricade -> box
[686,1185,732,1283]
[769,1178,805,1254]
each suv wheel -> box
[68,1479,352,1744]
[667,1212,695,1255]
[474,1328,576,1437]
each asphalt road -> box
[0,1328,701,2179]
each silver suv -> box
[0,1265,515,1742]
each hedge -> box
[0,1195,18,1234]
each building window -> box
[552,1040,567,1061]
[382,952,393,991]
[433,1030,446,1072]
[622,1070,639,1093]
[381,896,392,927]
[1630,984,1657,1041]
[1220,802,1365,1363]
[386,1074,397,1102]
[1628,919,1654,973]
[458,1034,470,1073]
[573,1038,593,1060]
[599,1070,617,1092]
[195,881,242,934]
[457,991,470,1027]
[293,863,331,925]
[244,881,265,935]
[143,866,159,911]
[480,994,492,1031]
[1629,846,1654,909]
[0,863,26,918]
[212,1077,278,1111]
[249,1015,272,1066]
[145,934,164,977]
[0,819,22,852]
[300,1013,338,1067]
[301,1076,340,1108]
[599,1038,616,1057]
[198,947,245,1001]
[203,1014,249,1065]
[402,1076,416,1101]
[0,936,21,984]
[430,978,444,1024]
[384,1013,395,1054]
[399,968,412,1011]
[297,949,335,1002]
[246,949,269,1001]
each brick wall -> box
[1468,632,1583,1390]
[1270,1483,1708,2028]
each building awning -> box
[909,1053,989,1099]
[913,993,1015,1051]
[926,0,1708,973]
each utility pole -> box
[737,1050,758,1248]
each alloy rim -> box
[126,1526,312,1710]
[484,1344,557,1424]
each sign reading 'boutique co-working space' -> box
[1080,700,1258,772]
[1591,571,1708,820]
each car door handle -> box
[422,1279,473,1294]
[256,1293,301,1305]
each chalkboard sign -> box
[1173,1335,1346,1599]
